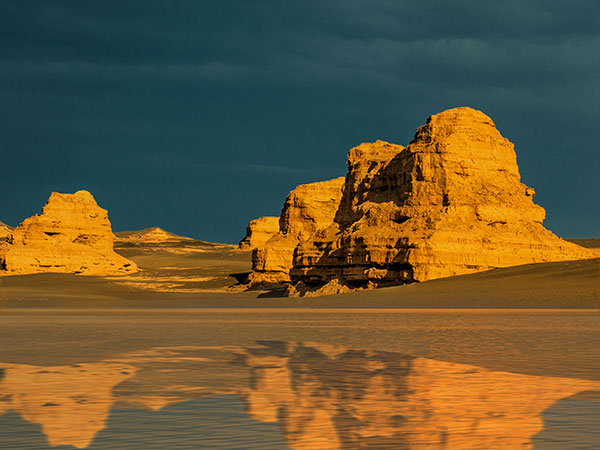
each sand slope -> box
[0,232,597,309]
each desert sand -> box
[0,230,597,309]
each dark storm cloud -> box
[1,1,598,241]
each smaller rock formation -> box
[248,177,345,285]
[238,217,279,250]
[0,221,12,241]
[0,190,138,275]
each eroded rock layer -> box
[250,107,596,292]
[238,216,279,250]
[248,178,345,285]
[0,190,138,275]
[0,221,12,240]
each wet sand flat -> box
[0,309,598,449]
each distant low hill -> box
[115,227,193,243]
[566,238,600,249]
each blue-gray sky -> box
[1,1,598,242]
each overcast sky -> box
[1,1,598,242]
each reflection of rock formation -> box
[0,362,135,448]
[238,216,280,251]
[0,190,138,275]
[0,346,250,448]
[238,341,600,449]
[2,343,598,449]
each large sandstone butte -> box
[0,190,138,275]
[248,107,596,293]
[238,216,279,250]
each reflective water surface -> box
[0,310,598,449]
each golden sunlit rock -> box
[248,177,345,285]
[248,107,597,293]
[238,216,280,250]
[0,190,138,275]
[0,221,12,240]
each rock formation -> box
[238,216,279,250]
[3,342,598,449]
[0,190,138,275]
[248,177,345,285]
[0,221,12,241]
[248,107,597,293]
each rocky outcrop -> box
[249,107,597,293]
[0,221,12,241]
[238,216,279,250]
[248,178,345,285]
[0,190,138,275]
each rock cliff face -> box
[249,107,596,292]
[238,216,279,250]
[0,221,12,240]
[0,190,138,275]
[248,178,345,285]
